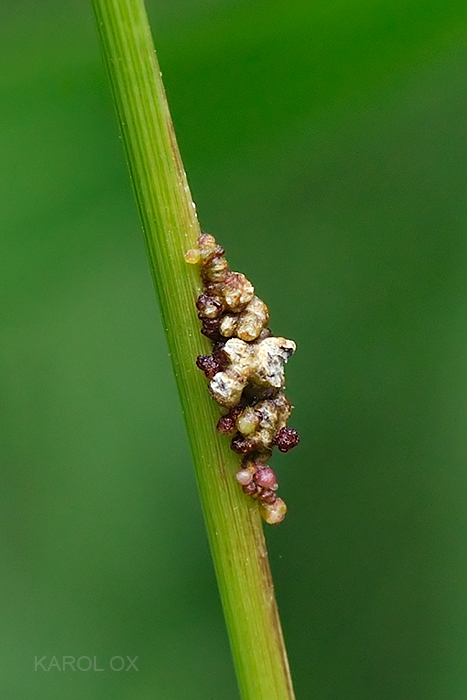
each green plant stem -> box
[91,2,296,698]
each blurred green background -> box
[1,1,467,698]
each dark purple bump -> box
[230,435,255,455]
[216,415,237,435]
[274,427,300,453]
[201,326,221,341]
[259,489,277,505]
[242,482,258,497]
[196,355,220,379]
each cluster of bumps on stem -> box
[185,234,299,525]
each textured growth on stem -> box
[186,234,299,524]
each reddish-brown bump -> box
[242,482,258,497]
[211,342,228,368]
[274,426,300,453]
[230,435,255,455]
[217,406,244,434]
[200,317,221,340]
[196,355,220,379]
[259,489,277,505]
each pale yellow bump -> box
[236,408,259,436]
[260,498,287,525]
[184,247,201,264]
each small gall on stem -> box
[235,469,254,486]
[187,234,299,524]
[274,426,300,453]
[254,467,278,490]
[196,355,221,380]
[260,498,287,525]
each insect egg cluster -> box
[185,234,299,524]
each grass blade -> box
[91,1,296,697]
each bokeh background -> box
[1,1,467,698]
